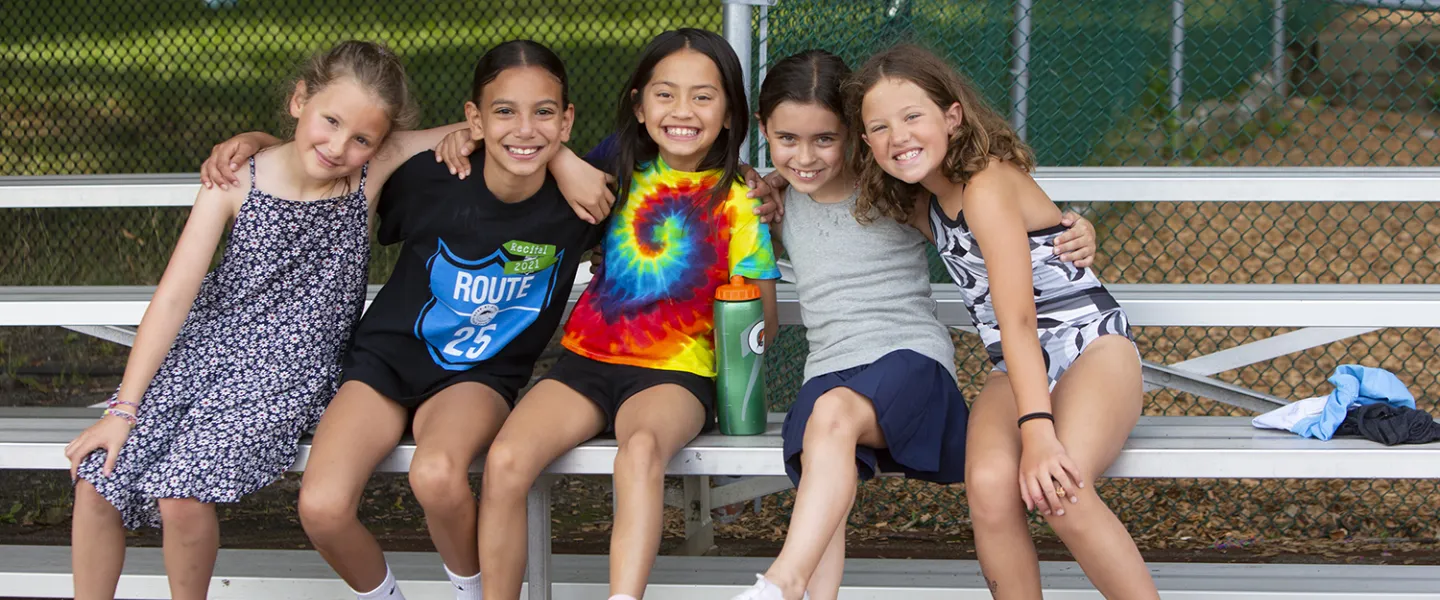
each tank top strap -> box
[357,163,369,195]
[247,156,258,188]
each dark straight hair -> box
[611,28,749,208]
[757,49,851,125]
[469,39,569,107]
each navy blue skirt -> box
[781,349,969,485]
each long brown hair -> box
[843,44,1034,224]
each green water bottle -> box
[714,275,767,435]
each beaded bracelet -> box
[107,398,139,410]
[103,407,138,426]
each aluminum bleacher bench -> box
[6,168,1440,598]
[4,408,1440,599]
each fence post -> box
[724,1,761,162]
[1170,0,1186,155]
[1271,0,1288,97]
[1010,0,1033,141]
[757,3,771,169]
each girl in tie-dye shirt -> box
[474,29,780,600]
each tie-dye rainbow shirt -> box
[562,157,780,377]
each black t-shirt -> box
[345,152,603,401]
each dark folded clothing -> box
[1336,403,1440,446]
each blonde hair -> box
[289,40,420,142]
[843,44,1034,224]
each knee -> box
[297,487,354,542]
[482,441,541,498]
[804,390,869,445]
[157,498,212,530]
[73,481,117,518]
[408,453,474,510]
[614,431,665,477]
[965,457,1025,527]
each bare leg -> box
[965,372,1043,600]
[479,380,606,600]
[407,382,511,578]
[764,388,883,600]
[157,498,218,600]
[297,381,408,592]
[608,385,707,599]
[71,480,126,600]
[966,336,1156,600]
[1042,336,1157,599]
[803,498,852,600]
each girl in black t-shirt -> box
[200,41,610,600]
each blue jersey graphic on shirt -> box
[416,239,562,370]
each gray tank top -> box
[780,187,957,383]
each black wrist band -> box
[1017,411,1055,427]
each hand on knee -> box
[408,454,473,511]
[1041,491,1103,538]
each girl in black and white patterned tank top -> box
[849,45,1159,599]
[928,194,1131,385]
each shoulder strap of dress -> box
[248,156,258,187]
[357,163,369,195]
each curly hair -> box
[843,44,1035,224]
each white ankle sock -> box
[355,565,406,600]
[608,595,639,600]
[445,563,483,600]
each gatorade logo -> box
[744,319,766,356]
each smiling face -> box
[467,65,575,180]
[289,77,392,181]
[760,100,850,200]
[859,77,962,186]
[633,48,730,172]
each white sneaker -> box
[730,574,808,600]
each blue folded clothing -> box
[1251,365,1416,440]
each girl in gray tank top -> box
[730,51,1099,600]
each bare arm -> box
[963,173,1083,517]
[200,123,471,197]
[364,122,472,188]
[65,185,239,477]
[200,132,283,189]
[751,278,781,354]
[964,181,1050,419]
[548,146,616,224]
[767,221,785,258]
[119,188,237,405]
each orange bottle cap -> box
[715,275,760,301]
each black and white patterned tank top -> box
[928,195,1130,383]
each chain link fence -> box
[4,0,1440,561]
